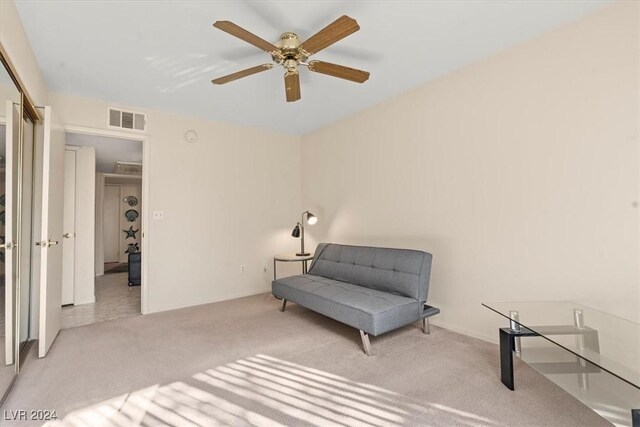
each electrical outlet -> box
[152,211,164,220]
[263,262,268,273]
[240,264,245,274]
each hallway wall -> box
[103,184,120,264]
[118,183,141,263]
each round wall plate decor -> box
[125,209,139,222]
[126,196,138,207]
[185,130,198,143]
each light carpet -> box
[1,293,609,426]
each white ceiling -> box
[15,1,610,135]
[66,132,142,173]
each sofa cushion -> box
[308,243,432,303]
[273,274,420,336]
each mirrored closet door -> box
[0,58,22,403]
[19,104,35,355]
[0,47,39,404]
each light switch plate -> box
[152,211,164,220]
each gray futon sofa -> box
[272,243,439,355]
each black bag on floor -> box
[128,252,141,286]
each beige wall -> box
[50,92,302,313]
[0,0,48,106]
[301,1,640,341]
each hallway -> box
[61,271,140,329]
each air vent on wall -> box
[113,161,143,175]
[108,107,147,132]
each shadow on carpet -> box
[45,354,497,427]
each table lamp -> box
[291,211,317,256]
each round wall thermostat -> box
[185,130,198,143]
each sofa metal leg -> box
[359,330,373,356]
[280,299,287,312]
[422,318,431,335]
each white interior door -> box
[61,149,76,305]
[103,185,120,263]
[38,106,65,358]
[4,101,19,365]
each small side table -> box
[273,254,314,280]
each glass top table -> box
[273,253,314,280]
[483,301,639,427]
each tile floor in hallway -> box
[61,269,140,329]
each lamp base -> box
[296,252,311,257]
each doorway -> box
[60,131,144,329]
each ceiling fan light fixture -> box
[283,58,298,71]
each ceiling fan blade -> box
[284,70,301,102]
[299,15,360,55]
[307,60,370,83]
[213,21,279,53]
[211,64,274,85]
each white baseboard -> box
[74,296,96,306]
[431,319,498,345]
[145,287,272,314]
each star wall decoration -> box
[123,226,138,239]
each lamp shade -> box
[306,212,318,225]
[291,224,301,238]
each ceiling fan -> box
[211,15,370,102]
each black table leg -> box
[499,327,537,391]
[632,409,639,427]
[500,328,515,390]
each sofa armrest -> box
[421,304,440,319]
